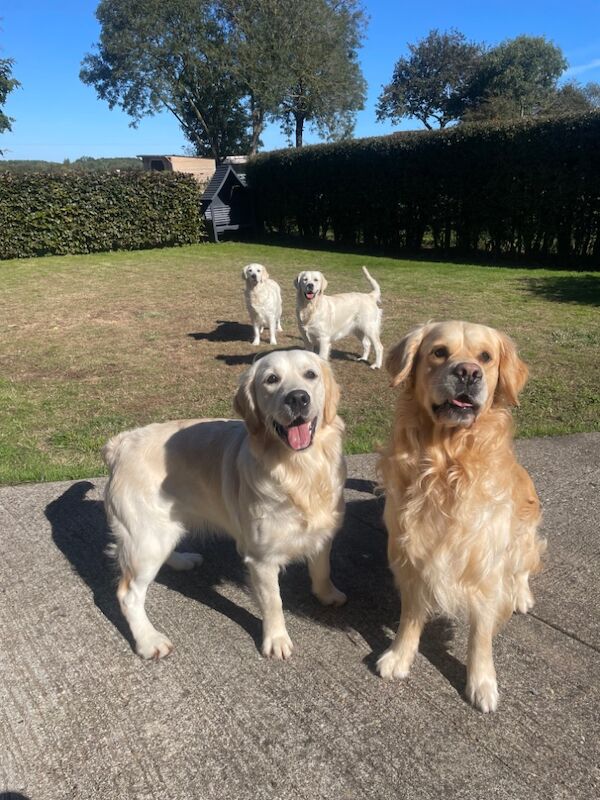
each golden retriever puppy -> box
[295,266,384,368]
[103,349,346,661]
[242,263,283,345]
[377,321,545,712]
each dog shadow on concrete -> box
[45,479,465,697]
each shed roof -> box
[202,164,247,204]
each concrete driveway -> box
[1,433,598,799]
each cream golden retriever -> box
[103,349,346,661]
[377,320,545,712]
[295,266,384,368]
[242,262,283,345]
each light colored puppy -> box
[378,320,545,712]
[242,263,283,345]
[295,266,384,368]
[102,349,346,662]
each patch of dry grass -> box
[1,242,599,484]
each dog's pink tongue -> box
[451,397,473,408]
[287,422,312,450]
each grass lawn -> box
[1,241,599,485]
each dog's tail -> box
[101,431,128,472]
[362,266,381,305]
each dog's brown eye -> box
[304,370,317,380]
[479,351,492,363]
[433,346,449,359]
[265,373,280,385]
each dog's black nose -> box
[285,390,310,415]
[306,283,314,291]
[452,362,482,384]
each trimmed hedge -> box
[0,171,206,259]
[247,113,600,264]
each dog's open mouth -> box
[304,290,315,300]
[274,417,317,451]
[433,394,479,419]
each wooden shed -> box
[200,165,252,243]
[138,155,216,183]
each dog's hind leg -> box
[251,323,261,346]
[370,330,384,370]
[357,336,371,363]
[111,517,182,660]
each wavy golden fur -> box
[377,320,545,712]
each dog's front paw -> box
[466,676,499,713]
[136,632,174,661]
[313,583,347,607]
[251,338,260,346]
[370,362,380,370]
[376,648,412,680]
[262,631,294,660]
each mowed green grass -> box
[1,242,599,485]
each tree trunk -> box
[295,114,304,148]
[249,97,264,155]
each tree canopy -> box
[0,56,20,153]
[378,30,595,129]
[376,29,484,129]
[80,0,367,160]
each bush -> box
[0,171,206,259]
[247,113,600,264]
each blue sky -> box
[1,0,600,161]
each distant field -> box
[1,242,598,485]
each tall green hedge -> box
[0,171,206,259]
[247,113,600,264]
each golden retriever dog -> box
[377,321,545,712]
[242,263,283,345]
[103,349,346,661]
[295,266,384,368]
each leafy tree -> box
[377,29,484,130]
[462,36,567,121]
[80,0,248,163]
[0,56,20,152]
[275,0,367,147]
[540,81,600,117]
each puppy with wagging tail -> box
[377,321,545,712]
[103,349,346,661]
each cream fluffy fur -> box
[242,263,283,345]
[103,349,346,661]
[377,321,545,712]
[295,266,384,368]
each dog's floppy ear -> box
[261,266,269,281]
[320,359,340,426]
[294,272,302,289]
[386,324,429,387]
[495,333,529,407]
[320,273,328,293]
[233,364,262,434]
[241,265,249,280]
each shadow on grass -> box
[213,343,362,367]
[45,477,467,699]
[188,320,253,343]
[523,274,600,306]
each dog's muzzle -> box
[273,390,316,450]
[432,362,484,426]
